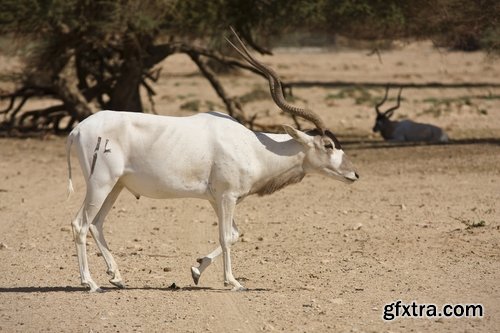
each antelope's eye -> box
[324,143,334,150]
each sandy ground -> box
[1,42,500,332]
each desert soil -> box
[0,42,499,332]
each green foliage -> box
[452,215,487,230]
[239,86,270,104]
[479,27,500,51]
[0,0,499,134]
[1,0,499,53]
[323,0,407,39]
[180,99,201,112]
[325,87,383,106]
[419,95,493,118]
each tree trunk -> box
[53,76,93,121]
[108,54,143,112]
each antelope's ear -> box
[283,125,314,147]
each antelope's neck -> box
[250,133,306,196]
[381,120,399,140]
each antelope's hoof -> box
[88,287,105,293]
[110,279,126,289]
[191,267,201,285]
[82,281,103,293]
[224,280,246,291]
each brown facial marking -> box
[306,129,342,149]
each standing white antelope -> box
[373,86,449,142]
[66,28,359,292]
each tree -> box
[0,0,321,135]
[0,0,498,136]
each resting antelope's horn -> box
[375,84,390,115]
[226,26,327,134]
[383,87,403,118]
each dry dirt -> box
[1,42,499,332]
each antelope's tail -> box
[66,132,75,200]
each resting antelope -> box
[66,28,359,292]
[373,86,448,142]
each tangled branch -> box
[0,36,292,136]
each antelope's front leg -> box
[191,220,239,285]
[217,194,245,291]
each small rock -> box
[301,285,315,291]
[60,226,70,232]
[264,323,275,331]
[163,267,172,272]
[353,223,363,230]
[0,242,8,250]
[257,236,264,241]
[401,204,407,210]
[262,323,275,331]
[168,282,180,290]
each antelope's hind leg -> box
[89,183,125,289]
[72,188,112,292]
[71,204,100,291]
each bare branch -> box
[283,81,500,90]
[53,76,93,121]
[366,48,383,64]
[141,79,158,114]
[187,51,244,121]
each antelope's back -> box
[395,120,447,142]
[71,111,257,199]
